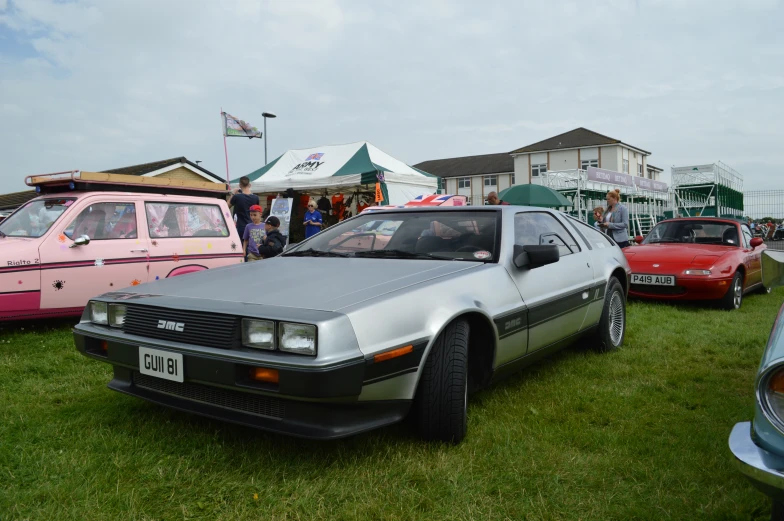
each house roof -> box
[0,190,38,211]
[510,127,650,156]
[104,157,224,183]
[647,164,663,172]
[412,152,513,178]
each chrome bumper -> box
[730,422,784,501]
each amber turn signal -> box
[770,371,784,394]
[101,340,108,351]
[251,367,279,384]
[374,345,413,363]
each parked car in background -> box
[0,171,243,321]
[730,250,784,520]
[626,217,767,310]
[74,206,630,442]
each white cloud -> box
[0,0,782,191]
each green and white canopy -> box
[240,141,438,205]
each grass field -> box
[1,292,782,521]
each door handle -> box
[130,249,148,253]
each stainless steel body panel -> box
[73,206,631,439]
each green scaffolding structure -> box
[670,162,744,218]
[537,169,670,237]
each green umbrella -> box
[497,184,573,207]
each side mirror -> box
[69,235,90,248]
[513,244,559,269]
[634,235,644,244]
[750,237,764,249]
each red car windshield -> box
[644,220,740,246]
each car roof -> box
[360,205,549,214]
[31,191,223,203]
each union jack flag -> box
[305,153,324,161]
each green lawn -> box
[1,292,782,521]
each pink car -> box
[0,172,243,321]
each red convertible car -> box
[625,217,767,310]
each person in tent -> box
[303,199,323,239]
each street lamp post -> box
[262,112,277,165]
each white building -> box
[414,152,514,206]
[510,127,661,184]
[414,128,662,205]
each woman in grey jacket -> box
[599,188,630,248]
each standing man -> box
[303,199,323,239]
[228,176,260,239]
[486,192,509,205]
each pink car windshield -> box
[0,198,74,238]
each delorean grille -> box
[123,305,239,349]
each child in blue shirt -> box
[243,205,266,261]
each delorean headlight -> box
[108,304,126,328]
[279,323,317,356]
[242,319,275,350]
[89,301,108,325]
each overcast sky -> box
[1,0,782,194]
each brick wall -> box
[155,167,219,183]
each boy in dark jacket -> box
[257,216,285,258]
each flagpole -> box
[221,108,230,187]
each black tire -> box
[594,277,626,353]
[720,271,743,310]
[413,319,469,443]
[758,284,773,295]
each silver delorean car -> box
[74,206,631,442]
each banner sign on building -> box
[222,112,263,139]
[586,167,667,193]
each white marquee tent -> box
[238,141,438,205]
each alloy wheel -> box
[609,291,624,346]
[733,278,742,308]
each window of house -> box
[531,164,547,177]
[581,159,598,170]
[622,159,629,174]
[511,174,516,185]
[457,177,471,189]
[484,175,498,187]
[638,163,643,176]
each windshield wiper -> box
[353,249,459,261]
[284,248,350,258]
